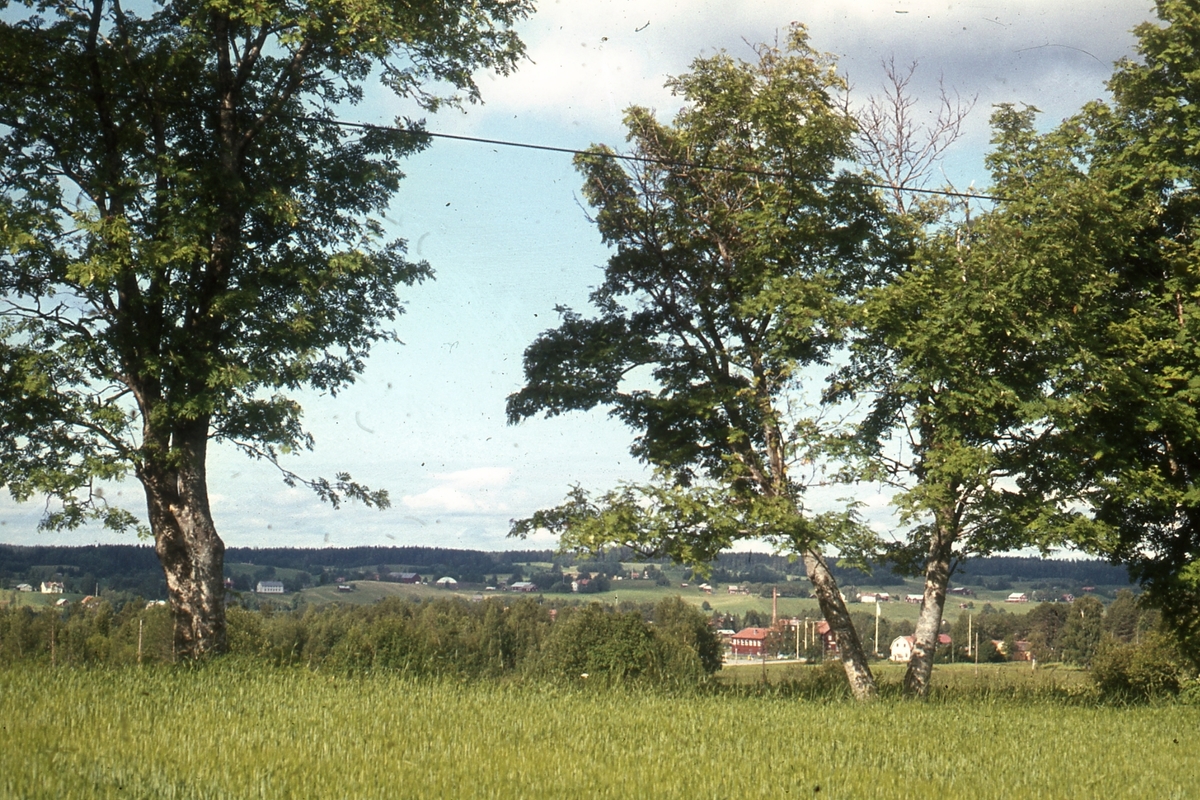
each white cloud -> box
[401,467,514,513]
[443,0,1150,141]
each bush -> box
[530,603,710,687]
[1091,633,1188,701]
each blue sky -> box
[0,0,1156,550]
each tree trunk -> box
[140,422,227,659]
[805,548,877,701]
[902,509,955,697]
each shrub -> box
[530,603,709,686]
[1091,632,1188,701]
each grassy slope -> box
[1,663,1195,799]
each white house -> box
[1006,592,1029,603]
[39,581,64,594]
[256,580,285,594]
[15,583,33,592]
[890,634,952,662]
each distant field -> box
[0,589,64,609]
[270,575,1099,633]
[1,663,1195,799]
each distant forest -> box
[0,543,1131,599]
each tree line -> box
[0,594,722,688]
[0,543,1129,599]
[2,591,1188,701]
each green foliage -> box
[530,602,713,686]
[507,25,885,557]
[0,0,531,655]
[652,595,723,674]
[976,0,1200,667]
[0,600,174,666]
[0,594,727,688]
[1091,632,1190,701]
[0,0,530,526]
[1060,596,1106,667]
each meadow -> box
[2,661,1196,799]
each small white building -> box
[435,576,458,587]
[15,583,33,592]
[1006,592,1029,603]
[890,634,952,662]
[39,582,64,594]
[256,580,285,594]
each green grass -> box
[1,662,1196,799]
[295,579,457,605]
[0,589,64,609]
[720,659,1093,693]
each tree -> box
[1059,595,1105,666]
[1024,602,1069,662]
[1103,590,1141,643]
[0,0,531,657]
[507,27,889,700]
[652,595,722,675]
[834,81,1069,696]
[975,0,1200,666]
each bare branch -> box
[856,58,976,214]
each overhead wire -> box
[305,114,1009,204]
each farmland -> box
[1,662,1196,799]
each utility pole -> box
[874,600,881,657]
[967,613,973,658]
[761,637,767,683]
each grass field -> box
[719,659,1093,692]
[0,588,64,609]
[1,662,1195,799]
[285,577,1050,625]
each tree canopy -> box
[0,0,530,656]
[971,0,1200,666]
[508,26,889,699]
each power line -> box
[313,115,1008,204]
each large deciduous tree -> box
[976,0,1200,666]
[507,27,889,700]
[0,0,530,657]
[834,93,1086,695]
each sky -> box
[0,0,1159,551]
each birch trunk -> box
[805,548,877,700]
[902,509,955,697]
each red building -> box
[815,621,839,654]
[729,627,771,657]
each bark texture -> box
[805,549,877,701]
[140,423,227,658]
[902,508,954,696]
